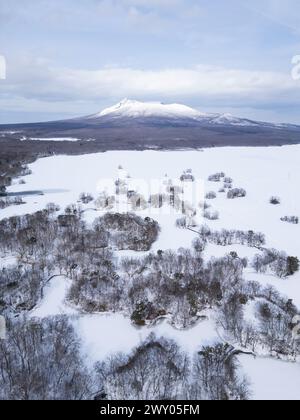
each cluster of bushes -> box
[227,188,247,199]
[281,216,298,225]
[205,191,217,200]
[79,192,94,204]
[0,196,25,209]
[208,172,226,182]
[203,210,219,220]
[224,177,233,189]
[180,169,195,182]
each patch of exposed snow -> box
[30,275,77,318]
[93,98,207,120]
[239,355,300,400]
[24,137,82,142]
[75,313,218,366]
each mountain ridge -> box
[1,99,300,150]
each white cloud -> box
[3,58,299,106]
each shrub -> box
[176,217,187,229]
[203,210,219,220]
[280,216,298,225]
[206,191,217,200]
[79,192,94,204]
[270,196,281,205]
[208,172,225,182]
[227,188,246,199]
[286,256,300,276]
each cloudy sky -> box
[0,0,300,123]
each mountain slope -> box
[1,99,300,150]
[90,99,205,120]
[86,98,264,128]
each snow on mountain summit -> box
[88,99,269,128]
[93,99,206,120]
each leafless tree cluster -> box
[252,249,299,277]
[0,208,158,315]
[96,213,160,251]
[97,335,250,401]
[0,196,25,209]
[198,225,266,248]
[0,316,93,400]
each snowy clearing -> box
[23,137,83,142]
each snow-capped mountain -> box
[91,98,206,120]
[1,98,300,149]
[88,98,260,127]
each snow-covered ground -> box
[2,145,300,400]
[30,275,77,318]
[21,137,84,142]
[76,313,217,366]
[2,145,300,255]
[239,355,300,400]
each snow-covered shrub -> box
[205,191,217,200]
[227,188,246,199]
[208,172,225,182]
[180,170,195,182]
[203,210,219,220]
[280,216,298,225]
[224,182,233,189]
[79,192,94,204]
[224,177,233,183]
[45,202,60,214]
